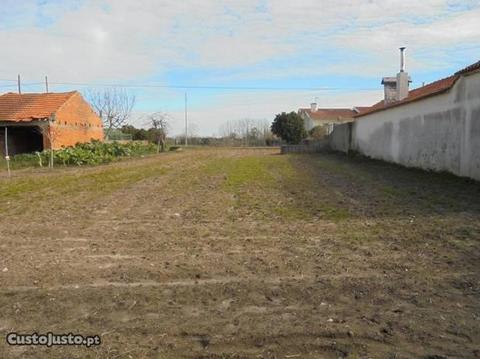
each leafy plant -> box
[6,141,158,169]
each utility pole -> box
[184,92,188,146]
[45,76,49,93]
[17,74,21,94]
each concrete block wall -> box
[329,123,352,153]
[350,71,480,181]
[281,140,329,154]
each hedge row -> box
[7,140,158,168]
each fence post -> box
[4,126,11,177]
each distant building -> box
[298,103,366,135]
[0,91,103,156]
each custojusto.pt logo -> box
[6,332,101,348]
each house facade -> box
[0,91,103,155]
[298,103,364,136]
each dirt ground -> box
[0,147,479,358]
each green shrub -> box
[3,141,158,169]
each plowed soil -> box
[0,147,479,358]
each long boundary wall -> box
[328,71,480,181]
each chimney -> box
[310,102,317,112]
[399,46,406,72]
[381,77,397,104]
[396,46,410,101]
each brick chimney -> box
[381,77,397,104]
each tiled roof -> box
[353,106,371,114]
[455,60,480,75]
[355,75,458,117]
[299,108,356,120]
[356,75,458,117]
[355,59,480,118]
[0,91,77,122]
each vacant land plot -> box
[0,147,479,358]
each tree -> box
[145,112,170,152]
[218,118,272,146]
[309,125,328,139]
[270,112,307,144]
[86,88,135,139]
[37,121,59,168]
[121,125,148,141]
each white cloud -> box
[158,88,382,136]
[0,0,479,135]
[2,0,478,81]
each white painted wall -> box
[301,114,316,132]
[352,71,480,181]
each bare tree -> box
[86,88,135,139]
[145,112,171,153]
[218,118,272,146]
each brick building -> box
[0,91,103,155]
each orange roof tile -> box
[353,106,371,114]
[299,108,356,120]
[0,91,77,122]
[455,60,480,75]
[355,75,458,117]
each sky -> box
[0,0,479,136]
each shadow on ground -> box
[285,151,480,220]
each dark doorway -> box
[0,126,44,156]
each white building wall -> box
[302,115,316,132]
[352,72,480,181]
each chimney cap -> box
[399,46,406,72]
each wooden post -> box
[48,121,54,168]
[184,92,188,146]
[5,127,11,177]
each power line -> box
[49,81,378,91]
[0,78,378,91]
[0,82,44,88]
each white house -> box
[298,104,364,135]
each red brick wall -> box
[46,92,104,149]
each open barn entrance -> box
[0,126,44,156]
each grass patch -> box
[205,156,276,190]
[204,153,352,221]
[0,159,169,212]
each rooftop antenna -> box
[45,76,49,93]
[17,74,21,94]
[399,47,406,72]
